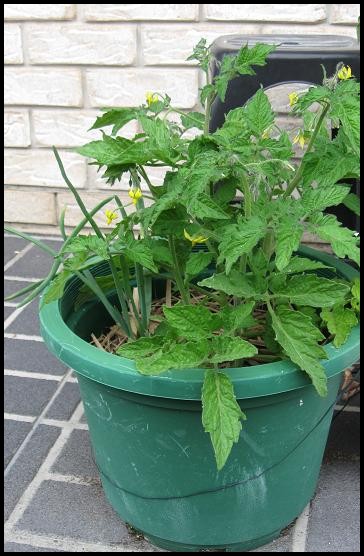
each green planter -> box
[40,247,359,552]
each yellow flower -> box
[288,92,299,107]
[128,188,143,205]
[105,209,118,226]
[262,128,270,139]
[184,229,209,246]
[337,65,352,80]
[293,130,307,149]
[146,91,158,106]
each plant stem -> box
[168,236,190,304]
[135,263,148,332]
[4,226,57,256]
[53,147,104,239]
[108,254,134,338]
[76,270,128,335]
[284,103,330,198]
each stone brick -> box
[4,4,76,20]
[142,23,261,65]
[4,110,31,147]
[204,4,326,22]
[331,4,360,25]
[32,110,138,147]
[4,24,23,64]
[26,24,136,65]
[87,68,198,109]
[84,4,198,21]
[4,149,86,188]
[4,375,58,416]
[4,68,82,107]
[262,23,357,37]
[4,190,56,225]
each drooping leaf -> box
[321,305,358,347]
[187,194,229,220]
[185,251,213,280]
[342,193,360,216]
[301,139,359,188]
[271,274,350,307]
[275,218,303,270]
[122,239,159,274]
[41,270,72,305]
[163,304,218,339]
[209,335,257,364]
[202,370,246,470]
[309,213,360,266]
[330,88,360,155]
[268,305,328,396]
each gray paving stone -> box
[17,480,129,543]
[6,300,40,336]
[4,306,14,321]
[324,412,360,463]
[251,532,292,552]
[4,237,28,265]
[4,420,32,469]
[4,279,38,302]
[45,382,81,420]
[51,429,98,479]
[6,240,63,278]
[4,375,58,417]
[306,461,360,552]
[4,338,67,376]
[4,425,61,520]
[4,543,64,552]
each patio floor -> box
[4,234,360,552]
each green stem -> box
[135,263,148,332]
[241,172,252,219]
[53,146,104,239]
[59,206,68,240]
[119,257,144,333]
[168,236,190,304]
[4,227,57,256]
[4,280,43,301]
[284,103,330,198]
[108,254,134,338]
[16,196,115,307]
[76,270,128,336]
[137,165,156,198]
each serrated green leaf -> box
[187,193,229,220]
[180,111,205,130]
[199,271,266,299]
[136,340,210,375]
[76,135,149,166]
[123,239,159,274]
[163,304,218,339]
[185,251,213,279]
[309,213,360,266]
[235,43,276,73]
[218,217,266,273]
[301,184,351,214]
[116,336,164,358]
[219,301,257,333]
[149,239,173,267]
[209,335,257,364]
[202,370,245,470]
[275,218,303,271]
[321,305,358,347]
[63,235,108,259]
[244,88,274,137]
[272,274,349,307]
[302,139,359,188]
[330,89,360,155]
[41,270,71,305]
[90,108,138,135]
[281,256,333,274]
[342,193,360,216]
[351,278,360,312]
[268,305,328,396]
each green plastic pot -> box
[40,247,360,552]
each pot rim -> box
[39,246,360,401]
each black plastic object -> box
[209,35,360,231]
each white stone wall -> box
[4,4,360,232]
